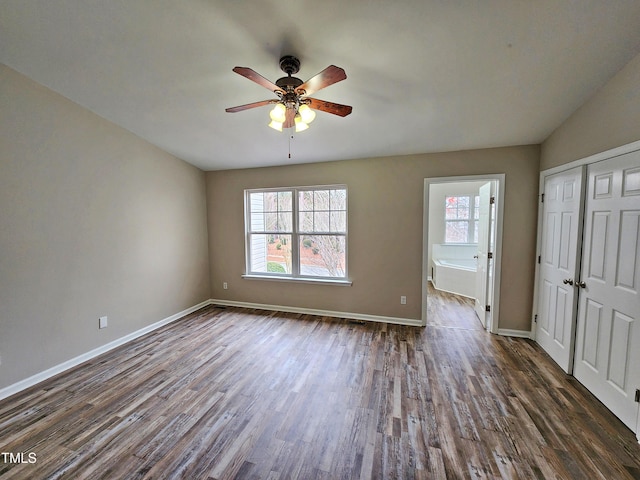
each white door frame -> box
[422,174,505,333]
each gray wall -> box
[541,51,640,170]
[207,145,540,332]
[0,65,211,389]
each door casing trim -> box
[422,174,505,333]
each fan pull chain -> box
[288,134,293,159]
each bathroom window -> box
[445,195,480,243]
[245,186,348,280]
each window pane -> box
[278,212,292,231]
[299,188,347,234]
[330,211,346,233]
[250,192,264,212]
[314,211,330,231]
[299,191,314,211]
[249,234,269,272]
[445,195,472,220]
[250,234,292,273]
[299,235,345,277]
[330,189,346,210]
[264,212,278,231]
[445,221,468,243]
[250,190,292,233]
[444,196,475,242]
[262,191,277,211]
[250,212,264,231]
[314,190,330,210]
[278,191,292,211]
[299,211,313,232]
[474,220,479,243]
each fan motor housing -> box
[279,55,300,75]
[275,76,303,90]
[276,55,303,91]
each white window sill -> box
[242,274,352,286]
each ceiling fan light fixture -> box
[298,104,316,124]
[226,56,352,133]
[269,103,287,123]
[268,120,283,132]
[294,114,309,132]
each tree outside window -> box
[246,186,347,279]
[445,195,479,243]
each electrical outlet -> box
[400,296,407,305]
[223,282,228,290]
[99,316,108,329]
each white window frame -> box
[444,194,480,244]
[244,185,350,284]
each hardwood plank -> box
[1,292,640,479]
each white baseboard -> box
[0,299,213,402]
[211,299,424,327]
[497,328,532,338]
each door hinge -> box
[485,305,491,312]
[490,196,495,205]
[538,255,541,264]
[541,193,545,203]
[635,389,640,403]
[488,252,493,259]
[534,314,538,323]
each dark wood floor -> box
[426,283,483,331]
[1,291,640,479]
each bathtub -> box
[433,258,477,298]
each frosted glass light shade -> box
[294,115,309,132]
[268,120,283,132]
[298,104,316,124]
[269,103,287,123]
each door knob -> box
[575,281,586,288]
[562,279,574,285]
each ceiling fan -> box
[225,55,352,132]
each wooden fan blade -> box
[283,108,295,129]
[296,65,346,96]
[233,67,284,94]
[225,100,275,113]
[306,98,353,117]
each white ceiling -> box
[2,1,640,171]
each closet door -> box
[573,150,640,431]
[535,166,584,373]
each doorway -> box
[422,175,505,332]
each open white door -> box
[573,151,640,432]
[474,182,491,327]
[535,166,584,373]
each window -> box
[246,186,347,280]
[445,195,480,243]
